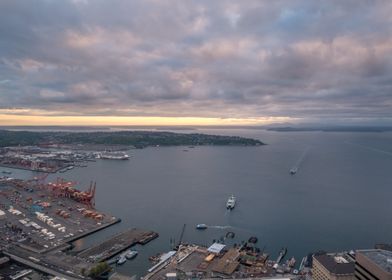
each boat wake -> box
[208,225,232,229]
[345,141,392,157]
[290,147,310,174]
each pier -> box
[78,228,159,262]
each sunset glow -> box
[0,114,294,126]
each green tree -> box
[88,262,110,278]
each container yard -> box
[0,177,119,252]
[0,176,157,279]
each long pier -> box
[66,217,122,244]
[78,228,159,262]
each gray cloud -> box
[0,0,392,123]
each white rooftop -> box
[207,243,226,254]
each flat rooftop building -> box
[0,256,10,268]
[312,253,355,280]
[355,249,392,280]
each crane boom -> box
[178,223,186,246]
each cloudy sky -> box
[0,0,392,126]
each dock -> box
[142,244,279,280]
[78,228,158,262]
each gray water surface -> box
[4,129,392,277]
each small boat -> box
[149,254,161,264]
[276,247,288,264]
[288,257,296,267]
[196,224,207,230]
[125,250,138,259]
[117,256,127,265]
[290,167,297,175]
[248,236,258,243]
[107,257,119,265]
[226,195,236,210]
[2,170,12,174]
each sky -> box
[0,0,392,126]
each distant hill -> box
[0,130,264,148]
[266,126,392,132]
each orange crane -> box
[46,178,96,208]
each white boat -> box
[117,256,127,265]
[125,250,138,259]
[226,195,236,210]
[99,151,129,160]
[196,224,207,230]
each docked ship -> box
[226,195,236,210]
[117,255,127,265]
[276,247,288,264]
[288,256,296,267]
[98,151,129,160]
[125,250,138,259]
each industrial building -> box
[355,249,392,280]
[312,252,355,280]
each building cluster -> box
[312,248,392,280]
[144,242,298,280]
[141,244,392,280]
[0,146,93,173]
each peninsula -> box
[0,130,264,148]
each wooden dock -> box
[78,228,158,262]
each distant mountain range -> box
[264,126,392,132]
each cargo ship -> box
[97,151,129,160]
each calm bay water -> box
[4,129,392,277]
